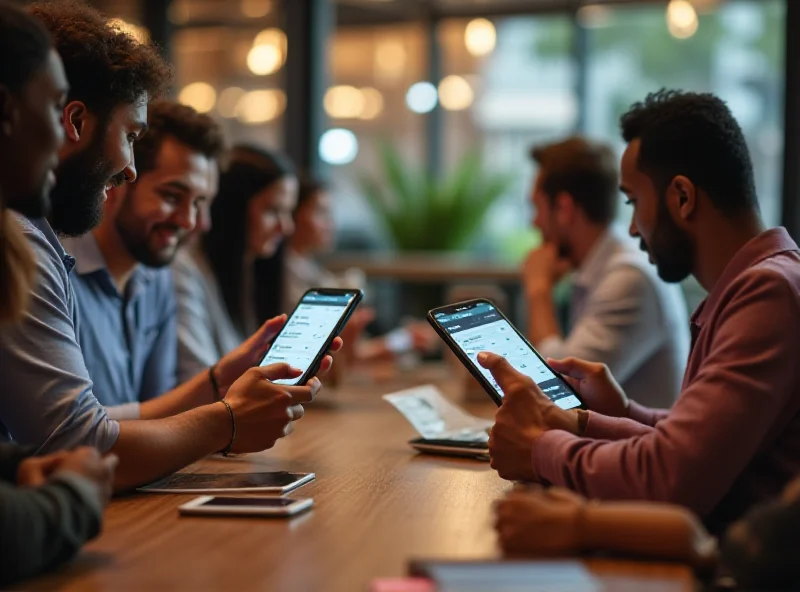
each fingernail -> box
[477,352,488,364]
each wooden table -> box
[19,367,695,592]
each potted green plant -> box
[360,142,513,251]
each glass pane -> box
[583,0,785,228]
[325,22,429,250]
[440,14,577,261]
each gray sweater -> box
[0,444,103,586]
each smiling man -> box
[63,100,224,414]
[481,89,800,534]
[0,2,341,493]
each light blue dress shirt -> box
[0,216,119,453]
[537,226,691,409]
[63,233,177,417]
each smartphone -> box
[178,496,313,517]
[409,437,489,460]
[428,299,585,410]
[259,288,363,385]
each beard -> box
[48,135,122,238]
[114,189,186,268]
[642,197,695,283]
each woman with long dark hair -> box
[173,145,298,381]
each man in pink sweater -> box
[481,89,800,533]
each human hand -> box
[216,315,288,387]
[16,451,72,487]
[547,357,628,417]
[478,352,578,481]
[495,487,587,556]
[522,244,571,298]
[222,363,321,453]
[53,447,118,507]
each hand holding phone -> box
[427,299,584,410]
[259,289,363,386]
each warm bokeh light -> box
[108,18,149,44]
[236,89,285,124]
[319,129,359,165]
[254,27,288,56]
[217,87,246,118]
[324,85,366,119]
[465,18,496,57]
[374,39,407,81]
[666,0,699,39]
[438,75,474,111]
[241,0,272,18]
[178,82,217,114]
[406,82,438,114]
[359,87,384,120]
[247,44,282,75]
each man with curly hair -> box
[64,100,224,414]
[0,1,340,493]
[481,89,800,534]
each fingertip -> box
[477,351,489,365]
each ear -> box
[0,86,18,139]
[62,100,90,144]
[668,175,697,221]
[553,191,577,224]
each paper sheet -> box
[383,385,492,442]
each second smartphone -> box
[259,288,363,386]
[428,298,585,410]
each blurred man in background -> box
[523,136,689,408]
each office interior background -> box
[31,0,795,323]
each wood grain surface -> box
[17,365,694,592]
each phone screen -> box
[434,302,583,410]
[259,290,359,385]
[200,497,298,508]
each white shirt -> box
[538,226,690,409]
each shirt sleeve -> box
[0,473,102,586]
[0,227,119,454]
[537,264,666,386]
[531,269,799,517]
[172,258,217,383]
[139,272,178,401]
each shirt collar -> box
[694,227,799,327]
[30,218,75,274]
[61,232,157,295]
[62,232,107,276]
[573,226,623,289]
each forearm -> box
[582,502,716,564]
[526,289,561,347]
[0,476,102,586]
[111,403,230,492]
[138,370,215,420]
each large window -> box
[582,0,785,227]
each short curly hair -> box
[0,1,51,93]
[134,100,225,177]
[29,0,172,118]
[620,89,758,216]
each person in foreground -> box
[0,2,116,584]
[0,1,341,493]
[64,99,224,414]
[522,137,688,409]
[495,480,800,590]
[481,89,800,534]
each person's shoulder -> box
[12,215,69,284]
[733,252,800,304]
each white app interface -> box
[438,304,581,410]
[260,295,352,385]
